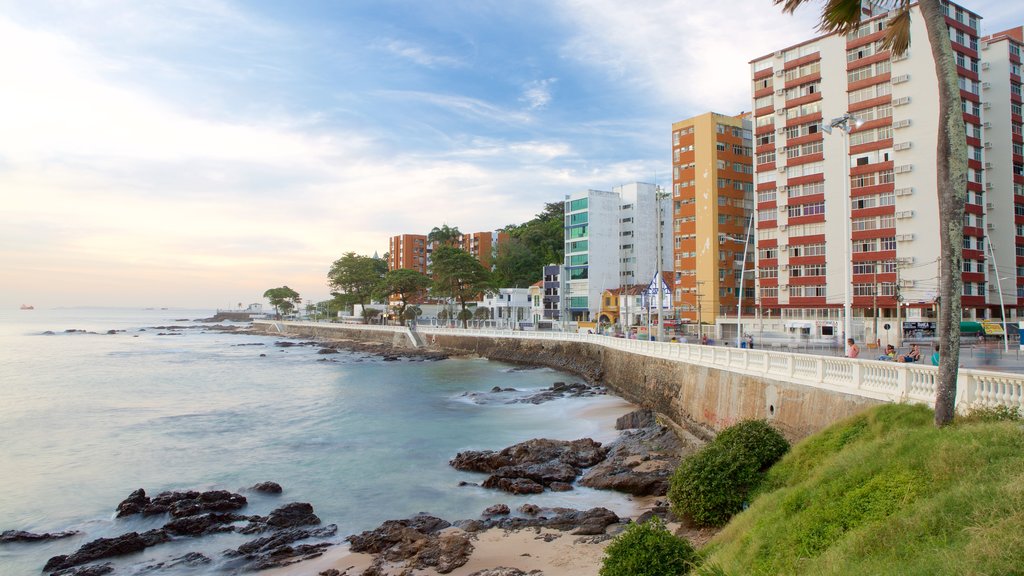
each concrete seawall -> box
[258,322,883,441]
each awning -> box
[960,321,983,334]
[981,320,1005,336]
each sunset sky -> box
[1,0,1018,309]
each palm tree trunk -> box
[920,0,968,426]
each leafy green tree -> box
[327,252,387,321]
[775,1,965,425]
[430,245,491,328]
[378,268,432,324]
[473,306,491,320]
[493,202,565,287]
[263,286,301,318]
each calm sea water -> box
[0,308,635,575]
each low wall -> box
[256,322,883,441]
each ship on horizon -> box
[19,304,34,310]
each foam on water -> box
[0,309,639,575]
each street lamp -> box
[655,185,670,342]
[986,241,1010,352]
[822,112,864,355]
[735,210,756,348]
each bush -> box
[959,404,1022,424]
[600,518,697,576]
[669,420,789,528]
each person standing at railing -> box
[931,344,940,366]
[846,338,860,359]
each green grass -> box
[701,404,1024,575]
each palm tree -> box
[428,224,462,246]
[776,0,967,425]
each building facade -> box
[980,26,1024,316]
[748,2,1005,344]
[671,112,755,329]
[388,234,428,273]
[563,183,671,321]
[456,230,510,269]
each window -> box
[758,189,777,204]
[568,198,588,212]
[567,212,588,225]
[756,150,776,165]
[789,243,825,257]
[758,208,778,222]
[756,132,775,147]
[758,247,778,260]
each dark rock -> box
[451,438,606,473]
[115,488,149,517]
[467,568,543,576]
[453,438,605,494]
[491,386,503,393]
[481,477,544,494]
[482,504,510,517]
[548,482,573,492]
[320,570,342,576]
[50,563,114,576]
[382,356,399,361]
[250,481,283,494]
[163,512,249,536]
[232,525,338,556]
[43,331,55,335]
[579,425,687,497]
[139,552,212,572]
[457,481,479,487]
[44,530,170,572]
[130,489,247,518]
[0,529,79,543]
[460,506,621,536]
[615,408,657,430]
[274,341,297,347]
[267,502,320,528]
[518,504,541,516]
[346,514,451,554]
[317,348,339,354]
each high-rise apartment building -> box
[671,112,755,328]
[456,230,509,269]
[563,182,671,322]
[749,1,1003,343]
[980,26,1023,313]
[388,234,428,273]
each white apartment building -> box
[980,26,1024,318]
[749,1,1005,344]
[564,183,672,321]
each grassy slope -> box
[702,404,1024,575]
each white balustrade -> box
[254,321,1024,413]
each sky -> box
[0,1,1018,309]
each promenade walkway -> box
[256,321,1024,414]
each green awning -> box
[960,321,983,334]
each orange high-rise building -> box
[388,234,428,273]
[671,112,754,327]
[457,231,510,268]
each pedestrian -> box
[701,333,708,346]
[747,334,754,349]
[931,344,940,366]
[846,338,860,358]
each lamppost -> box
[734,211,756,347]
[655,185,670,342]
[987,240,1010,352]
[823,113,864,355]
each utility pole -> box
[696,280,706,339]
[655,185,669,342]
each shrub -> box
[600,518,697,576]
[959,404,1022,424]
[669,420,789,528]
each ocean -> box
[0,308,636,575]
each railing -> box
[254,321,1024,413]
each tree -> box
[428,224,462,246]
[327,252,387,321]
[776,0,966,426]
[378,268,432,324]
[493,202,566,287]
[263,286,301,318]
[430,245,492,328]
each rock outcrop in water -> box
[44,485,337,574]
[579,409,688,497]
[0,529,79,543]
[347,514,471,575]
[450,438,606,494]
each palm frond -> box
[881,3,913,56]
[774,0,811,15]
[816,0,865,35]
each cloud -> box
[377,38,465,68]
[520,78,557,110]
[553,0,822,115]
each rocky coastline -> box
[12,322,702,575]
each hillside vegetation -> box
[702,404,1024,575]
